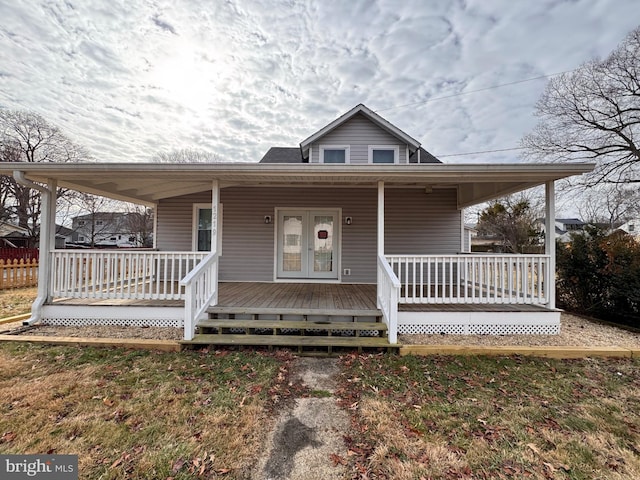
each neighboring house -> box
[0,104,595,346]
[71,212,149,247]
[537,218,588,243]
[463,224,477,253]
[0,221,30,248]
[55,224,74,249]
[616,218,640,241]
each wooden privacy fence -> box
[0,247,39,261]
[0,258,39,289]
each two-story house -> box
[1,104,594,348]
[70,212,152,248]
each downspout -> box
[14,171,52,325]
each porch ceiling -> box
[2,162,594,208]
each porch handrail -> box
[377,254,400,344]
[50,250,207,300]
[180,251,219,341]
[386,254,550,305]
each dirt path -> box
[253,357,349,480]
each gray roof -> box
[260,146,441,164]
[556,218,585,225]
[410,147,442,164]
[259,147,305,163]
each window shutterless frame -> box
[368,145,399,164]
[192,203,222,254]
[319,145,350,163]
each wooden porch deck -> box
[54,282,550,313]
[216,282,378,311]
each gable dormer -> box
[299,104,425,165]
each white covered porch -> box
[6,162,591,345]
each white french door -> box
[276,209,339,280]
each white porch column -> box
[545,180,556,309]
[210,179,219,305]
[48,179,57,257]
[211,179,219,253]
[23,177,55,324]
[377,180,384,256]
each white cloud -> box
[0,0,637,164]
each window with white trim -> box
[368,145,399,164]
[320,145,350,164]
[192,203,223,253]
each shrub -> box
[556,227,640,327]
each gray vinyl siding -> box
[156,191,212,251]
[385,188,461,255]
[156,186,461,283]
[310,113,409,164]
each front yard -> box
[338,353,640,479]
[1,343,638,479]
[0,344,293,479]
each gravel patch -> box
[2,313,637,348]
[399,313,640,347]
[2,322,182,340]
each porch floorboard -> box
[398,303,552,312]
[216,282,378,311]
[52,282,552,313]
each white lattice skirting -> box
[397,310,561,335]
[40,305,184,328]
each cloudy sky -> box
[0,0,637,164]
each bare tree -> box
[521,26,640,185]
[68,194,121,247]
[575,185,639,227]
[126,205,154,247]
[151,148,221,163]
[0,109,89,245]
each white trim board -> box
[398,310,561,335]
[41,305,184,328]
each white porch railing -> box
[377,254,400,344]
[50,250,208,300]
[386,254,550,305]
[180,252,219,341]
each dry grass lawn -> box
[0,343,293,479]
[0,286,37,318]
[338,353,640,480]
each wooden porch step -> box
[206,306,382,318]
[182,334,392,350]
[197,319,387,332]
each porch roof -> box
[1,162,594,208]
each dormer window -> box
[369,145,399,164]
[320,145,349,164]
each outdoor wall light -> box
[345,216,353,225]
[264,215,272,224]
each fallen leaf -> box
[527,443,540,455]
[329,453,347,466]
[171,459,185,474]
[103,397,115,407]
[216,468,231,474]
[1,431,16,443]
